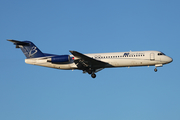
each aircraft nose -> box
[167,56,173,63]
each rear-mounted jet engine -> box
[47,55,71,63]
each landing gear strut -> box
[87,70,92,74]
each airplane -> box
[8,39,173,78]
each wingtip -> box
[69,50,75,53]
[7,39,12,41]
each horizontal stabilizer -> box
[7,39,30,46]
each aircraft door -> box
[150,53,155,61]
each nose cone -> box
[167,56,173,63]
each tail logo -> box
[29,46,37,57]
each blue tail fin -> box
[8,40,45,58]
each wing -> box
[70,51,109,69]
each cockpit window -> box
[158,52,165,55]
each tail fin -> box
[8,39,45,58]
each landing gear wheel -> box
[154,68,157,72]
[91,73,96,78]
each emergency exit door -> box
[150,53,155,61]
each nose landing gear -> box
[154,64,163,72]
[154,68,158,72]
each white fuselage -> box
[25,51,173,70]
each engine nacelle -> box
[48,55,70,63]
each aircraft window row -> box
[124,54,145,57]
[94,54,145,59]
[158,52,165,55]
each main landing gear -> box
[91,73,96,78]
[83,69,97,78]
[86,69,97,78]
